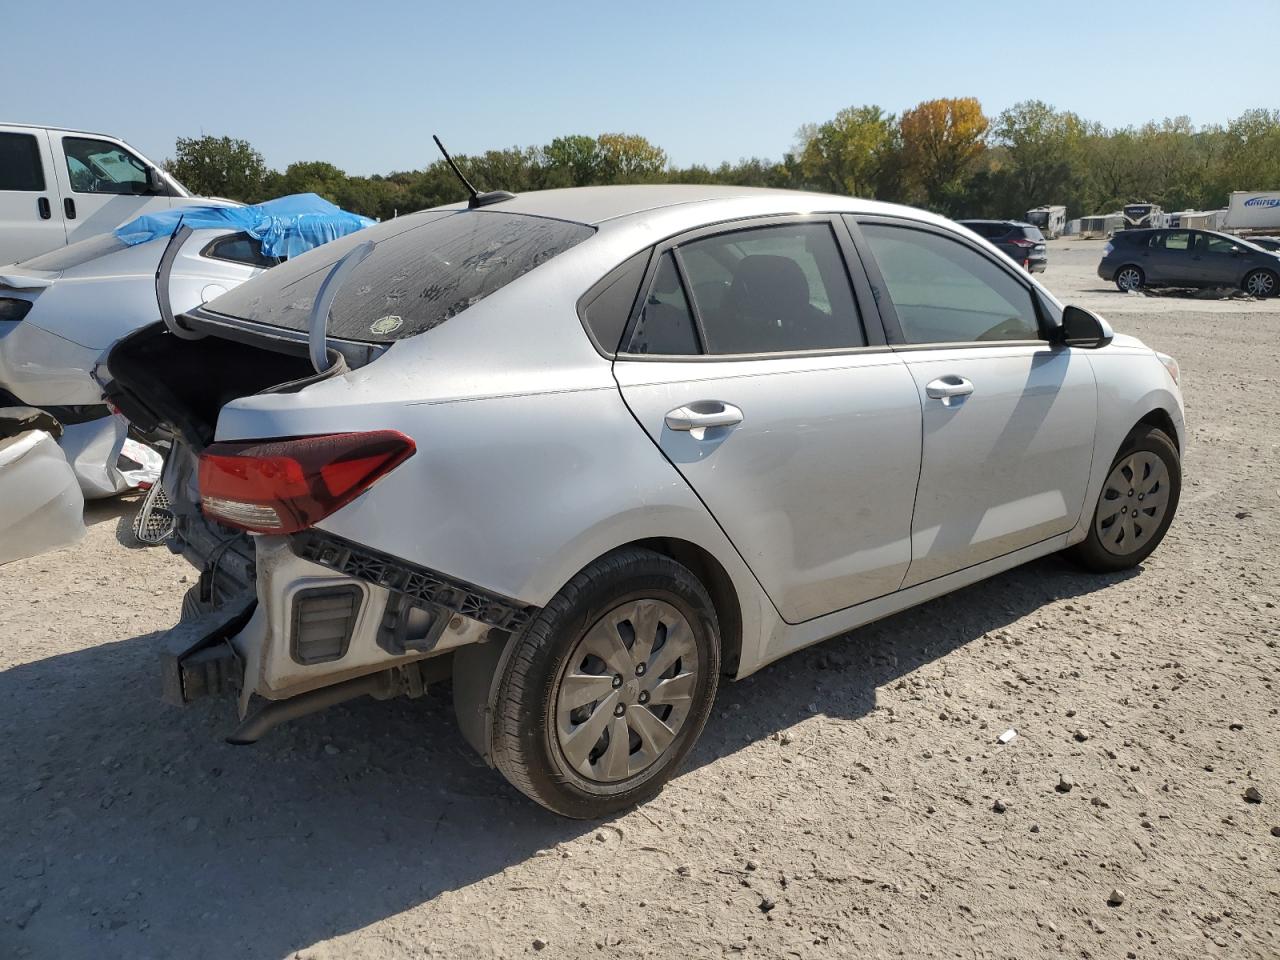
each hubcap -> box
[1118,268,1141,290]
[555,599,699,783]
[1095,451,1170,555]
[1246,271,1275,296]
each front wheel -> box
[486,548,721,818]
[1115,265,1145,292]
[1069,425,1181,572]
[1243,268,1278,298]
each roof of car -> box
[2,121,122,138]
[437,184,936,228]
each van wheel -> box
[487,548,721,819]
[1243,268,1277,298]
[1069,425,1180,572]
[1115,265,1144,292]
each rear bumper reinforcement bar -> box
[290,529,537,633]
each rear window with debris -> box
[203,209,595,342]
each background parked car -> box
[1099,228,1280,296]
[1246,235,1280,252]
[0,193,372,496]
[956,219,1047,272]
[0,123,237,266]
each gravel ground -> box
[2,240,1277,959]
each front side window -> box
[206,210,595,343]
[62,137,152,195]
[0,133,45,191]
[1199,233,1238,255]
[678,223,864,354]
[859,222,1041,344]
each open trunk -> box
[105,321,351,609]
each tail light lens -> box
[1006,237,1035,249]
[199,431,416,534]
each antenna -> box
[432,134,516,209]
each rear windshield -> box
[204,209,595,342]
[1019,225,1045,241]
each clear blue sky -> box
[7,0,1270,176]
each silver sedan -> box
[108,185,1186,818]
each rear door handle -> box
[37,197,51,220]
[925,376,974,400]
[63,197,77,220]
[665,401,744,432]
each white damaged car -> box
[0,194,372,497]
[105,185,1185,818]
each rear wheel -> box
[1115,265,1144,292]
[487,548,720,818]
[1243,268,1278,298]
[1069,425,1180,572]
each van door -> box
[0,128,66,265]
[49,134,173,246]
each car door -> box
[849,216,1098,587]
[1148,229,1192,284]
[0,128,66,264]
[610,216,923,624]
[1189,231,1245,287]
[50,134,173,247]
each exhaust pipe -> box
[226,670,396,745]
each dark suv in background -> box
[956,220,1047,272]
[1099,229,1280,297]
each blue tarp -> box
[114,193,375,259]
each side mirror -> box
[145,166,167,195]
[1058,305,1114,349]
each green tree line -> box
[166,100,1280,223]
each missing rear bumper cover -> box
[290,529,537,635]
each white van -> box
[0,123,234,266]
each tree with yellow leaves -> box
[899,97,990,212]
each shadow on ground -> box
[0,553,1133,958]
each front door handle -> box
[37,197,51,220]
[665,401,744,432]
[925,375,974,400]
[63,197,77,220]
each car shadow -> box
[0,553,1133,959]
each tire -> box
[1114,265,1144,292]
[486,548,721,818]
[1242,268,1278,298]
[1069,425,1181,573]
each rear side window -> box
[0,133,45,191]
[206,210,595,343]
[201,233,281,269]
[1161,231,1191,251]
[628,252,700,355]
[860,223,1041,344]
[678,223,864,354]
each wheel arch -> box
[1135,407,1180,452]
[621,537,744,677]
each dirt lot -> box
[2,239,1277,959]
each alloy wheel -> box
[1245,271,1276,297]
[555,599,700,783]
[1117,267,1142,291]
[1095,451,1171,556]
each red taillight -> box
[198,430,416,534]
[1007,237,1035,248]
